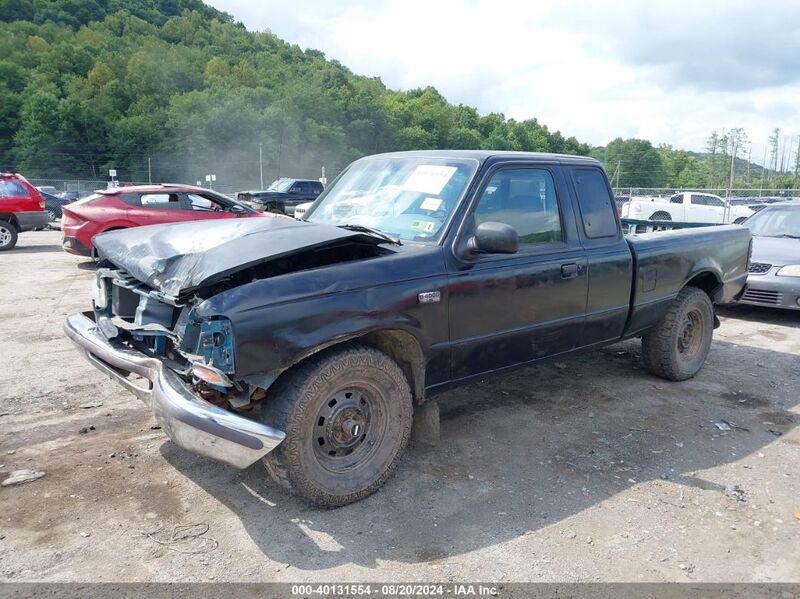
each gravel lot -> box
[1,230,799,583]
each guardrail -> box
[620,219,718,234]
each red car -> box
[61,184,264,257]
[0,173,49,250]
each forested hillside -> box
[0,0,590,187]
[2,0,796,191]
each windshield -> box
[745,206,800,237]
[267,179,293,193]
[305,157,478,242]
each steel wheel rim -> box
[0,226,11,246]
[677,309,703,359]
[312,384,388,473]
[46,210,56,222]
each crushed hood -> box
[93,217,383,298]
[751,235,800,266]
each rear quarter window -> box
[572,168,618,238]
[0,181,29,198]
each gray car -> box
[738,202,800,310]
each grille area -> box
[741,287,781,305]
[748,262,772,274]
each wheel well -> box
[0,214,18,230]
[357,330,426,403]
[685,271,721,300]
[267,330,427,405]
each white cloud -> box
[210,0,800,159]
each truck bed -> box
[623,224,751,337]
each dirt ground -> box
[1,229,798,583]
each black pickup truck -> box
[65,151,750,506]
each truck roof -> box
[363,149,601,166]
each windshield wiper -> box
[338,224,402,245]
[777,234,800,239]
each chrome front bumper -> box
[64,312,285,468]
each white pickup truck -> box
[620,192,753,224]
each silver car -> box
[738,202,800,310]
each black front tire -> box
[641,287,714,381]
[260,345,413,507]
[0,221,18,251]
[650,211,672,221]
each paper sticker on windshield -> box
[421,197,443,211]
[411,220,436,233]
[402,165,457,195]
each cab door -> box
[568,166,633,345]
[446,164,588,380]
[702,194,727,223]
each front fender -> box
[194,249,451,387]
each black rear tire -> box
[641,287,714,381]
[260,344,413,507]
[0,221,18,251]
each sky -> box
[208,0,800,162]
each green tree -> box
[0,1,596,187]
[605,138,666,187]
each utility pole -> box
[794,135,800,179]
[782,137,793,176]
[147,157,152,184]
[276,130,284,180]
[728,140,737,192]
[746,145,751,184]
[259,143,264,189]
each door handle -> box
[561,263,579,279]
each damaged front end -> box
[65,217,395,468]
[64,265,285,468]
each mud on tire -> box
[641,287,714,381]
[259,344,413,507]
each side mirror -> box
[468,221,518,255]
[230,204,246,214]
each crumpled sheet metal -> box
[93,217,379,298]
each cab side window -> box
[670,194,684,204]
[572,168,618,238]
[473,168,561,245]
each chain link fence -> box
[27,178,243,198]
[612,187,796,201]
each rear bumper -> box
[63,312,285,468]
[62,235,93,256]
[14,211,49,232]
